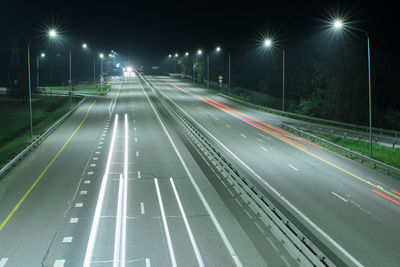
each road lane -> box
[148,75,400,266]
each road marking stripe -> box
[75,203,83,207]
[122,114,128,267]
[241,134,247,138]
[62,237,73,243]
[145,258,151,267]
[226,124,231,128]
[391,189,400,196]
[137,171,141,179]
[90,164,96,167]
[331,192,348,202]
[84,180,91,184]
[53,260,65,267]
[170,178,204,267]
[140,202,145,214]
[113,174,124,267]
[134,137,137,142]
[87,172,94,175]
[0,258,8,267]
[83,114,119,267]
[80,191,87,195]
[0,101,96,231]
[154,178,177,267]
[260,146,268,152]
[70,218,79,223]
[136,151,139,157]
[288,164,298,171]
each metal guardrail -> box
[145,76,335,266]
[0,96,86,177]
[281,123,400,177]
[219,93,400,139]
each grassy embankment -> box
[40,84,111,96]
[0,95,79,169]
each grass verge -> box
[0,95,80,169]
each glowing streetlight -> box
[264,39,272,47]
[48,29,57,38]
[99,53,104,58]
[41,53,46,58]
[168,54,172,58]
[185,52,189,56]
[331,19,373,157]
[216,46,221,52]
[175,53,178,57]
[82,43,88,48]
[333,20,343,29]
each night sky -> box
[0,0,398,84]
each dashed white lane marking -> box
[87,172,94,175]
[93,157,98,160]
[288,164,298,171]
[134,127,137,131]
[90,164,96,167]
[140,202,145,214]
[225,124,231,128]
[62,237,73,243]
[134,137,138,142]
[53,259,65,267]
[97,146,102,149]
[136,151,139,157]
[267,237,279,252]
[257,138,264,143]
[280,255,291,267]
[240,134,247,138]
[260,146,269,152]
[95,151,100,154]
[154,178,177,267]
[145,258,151,267]
[257,133,265,138]
[70,218,79,223]
[75,203,83,208]
[133,119,136,123]
[0,258,9,267]
[80,191,88,195]
[84,180,91,184]
[137,171,141,179]
[331,192,348,203]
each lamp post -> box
[264,39,286,111]
[27,29,57,138]
[99,53,104,91]
[333,20,373,157]
[174,53,178,73]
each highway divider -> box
[143,75,336,267]
[281,122,400,178]
[0,95,86,178]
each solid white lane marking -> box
[122,114,128,267]
[241,134,247,138]
[62,237,73,243]
[260,146,269,152]
[140,202,145,214]
[145,258,151,267]
[331,192,348,203]
[0,258,9,267]
[170,178,204,267]
[83,114,119,267]
[288,164,298,171]
[84,180,91,184]
[154,178,177,267]
[70,218,79,223]
[53,259,65,267]
[80,191,88,195]
[148,77,361,267]
[113,174,124,267]
[137,171,141,179]
[139,77,242,267]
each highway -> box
[0,76,297,266]
[143,76,400,267]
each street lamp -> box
[264,38,286,111]
[27,29,57,138]
[99,53,104,91]
[332,19,373,157]
[36,52,45,88]
[82,43,88,49]
[174,53,178,73]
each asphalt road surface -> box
[0,76,296,266]
[143,75,400,267]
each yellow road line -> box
[256,125,400,201]
[0,101,96,231]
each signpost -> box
[218,75,223,88]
